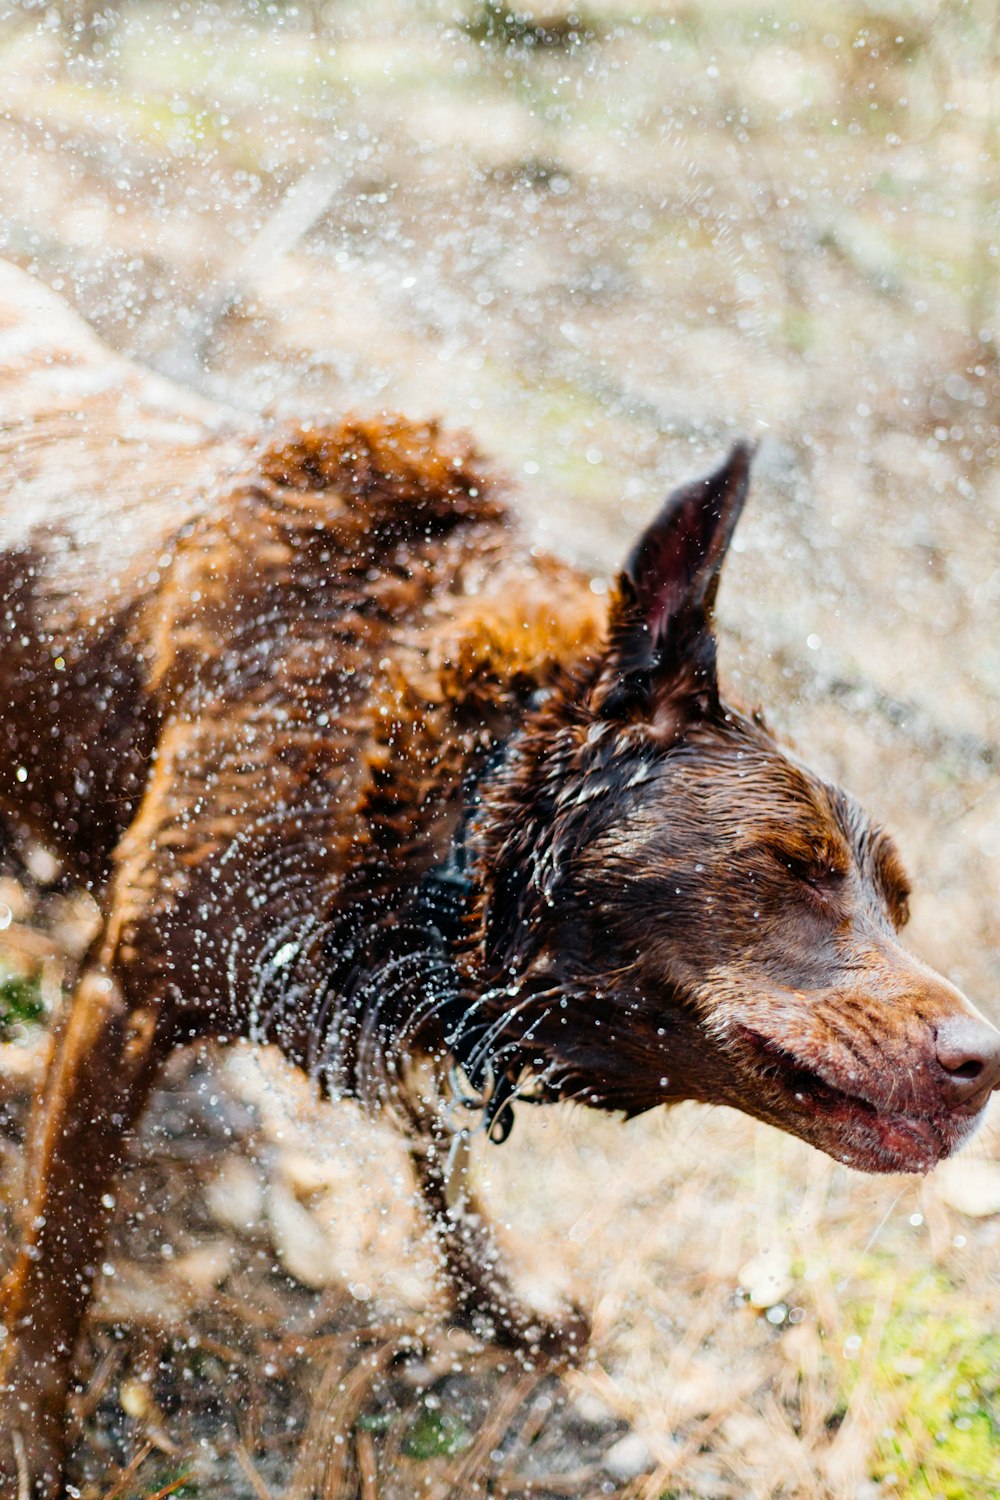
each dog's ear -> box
[594,441,753,732]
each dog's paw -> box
[458,1289,591,1366]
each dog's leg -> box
[0,731,200,1500]
[410,1123,589,1365]
[0,959,167,1499]
[0,736,197,1500]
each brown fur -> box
[0,261,998,1498]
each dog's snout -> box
[934,1016,1000,1109]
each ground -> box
[1,2,1000,1496]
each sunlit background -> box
[2,3,1000,1496]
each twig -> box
[12,1430,28,1500]
[233,1440,275,1500]
[356,1429,378,1500]
[147,1476,193,1500]
[100,1441,154,1500]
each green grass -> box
[402,1404,472,1459]
[0,971,44,1040]
[850,1268,1000,1499]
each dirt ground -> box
[2,2,1000,1496]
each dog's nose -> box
[935,1016,1000,1110]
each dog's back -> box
[0,259,602,924]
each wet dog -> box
[1,260,998,1496]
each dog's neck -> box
[244,688,564,1128]
[242,574,608,1127]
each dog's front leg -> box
[410,1122,590,1366]
[0,965,167,1500]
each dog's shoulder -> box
[256,414,507,541]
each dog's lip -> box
[732,1024,975,1172]
[734,1024,888,1114]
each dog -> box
[1,258,998,1497]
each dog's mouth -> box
[734,1026,983,1174]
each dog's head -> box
[466,443,1000,1173]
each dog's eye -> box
[773,848,846,892]
[801,863,846,891]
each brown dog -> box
[1,260,998,1497]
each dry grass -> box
[3,1,1000,1495]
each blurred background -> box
[1,2,1000,1496]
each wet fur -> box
[0,261,997,1498]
